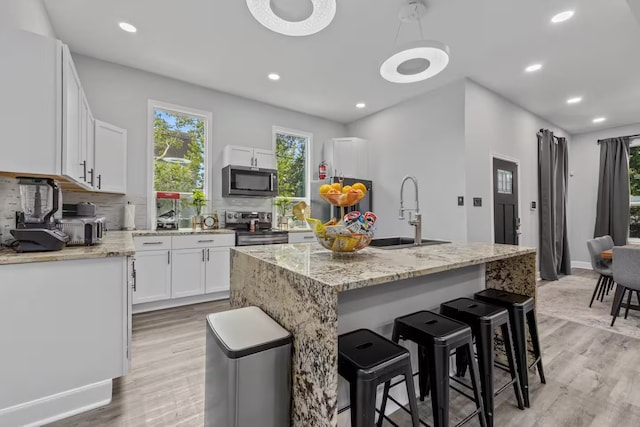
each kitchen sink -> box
[369,237,450,250]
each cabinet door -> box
[94,120,127,193]
[205,247,231,293]
[254,148,276,169]
[133,250,171,304]
[288,232,316,244]
[171,248,206,298]
[224,145,254,167]
[79,93,96,187]
[61,46,85,184]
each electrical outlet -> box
[458,196,464,206]
[531,201,537,210]
[473,197,482,207]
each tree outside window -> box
[274,130,310,226]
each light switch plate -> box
[531,201,537,210]
[458,196,464,206]
[473,197,482,207]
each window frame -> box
[630,139,640,242]
[147,99,212,229]
[272,126,313,204]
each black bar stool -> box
[338,329,420,427]
[474,289,546,407]
[440,298,524,427]
[378,311,487,427]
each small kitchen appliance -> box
[156,192,180,230]
[225,211,288,246]
[10,177,69,252]
[58,202,105,246]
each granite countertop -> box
[0,231,136,266]
[232,242,536,292]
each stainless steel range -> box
[225,211,288,246]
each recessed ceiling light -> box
[380,40,450,84]
[566,96,583,104]
[551,10,575,24]
[118,22,137,33]
[525,63,542,73]
[246,0,337,37]
[355,103,366,109]
[593,117,606,124]
[268,73,280,81]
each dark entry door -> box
[493,158,519,245]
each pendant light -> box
[246,0,337,37]
[380,0,450,84]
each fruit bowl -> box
[307,218,376,254]
[315,227,372,253]
[319,191,365,207]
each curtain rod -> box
[538,129,561,140]
[597,133,640,144]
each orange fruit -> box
[327,188,340,195]
[330,182,342,191]
[319,184,332,194]
[352,183,367,194]
[355,189,364,197]
[342,185,352,194]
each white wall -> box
[346,81,468,242]
[72,54,346,228]
[464,80,570,252]
[0,0,55,38]
[568,122,640,265]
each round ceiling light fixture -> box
[551,10,575,24]
[268,73,281,81]
[355,102,366,109]
[566,96,583,104]
[380,40,450,84]
[246,0,337,37]
[118,22,137,33]
[592,117,606,124]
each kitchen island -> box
[230,242,536,427]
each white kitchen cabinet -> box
[288,231,316,244]
[223,145,276,169]
[132,250,172,304]
[206,247,231,293]
[171,248,206,298]
[80,93,95,187]
[61,46,84,184]
[323,138,369,179]
[253,148,277,169]
[94,120,127,193]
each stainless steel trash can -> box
[205,306,292,427]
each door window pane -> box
[497,169,513,194]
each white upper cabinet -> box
[94,120,127,193]
[323,138,369,179]
[61,45,85,185]
[223,145,276,169]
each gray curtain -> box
[594,137,630,245]
[538,130,571,281]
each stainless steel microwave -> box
[222,165,278,197]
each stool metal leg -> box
[464,339,487,427]
[403,364,421,427]
[427,344,450,427]
[526,309,546,384]
[377,326,401,427]
[352,379,376,427]
[418,344,430,401]
[476,324,495,427]
[510,309,530,407]
[500,322,525,410]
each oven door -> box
[223,165,278,197]
[236,231,289,246]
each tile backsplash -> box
[0,177,20,243]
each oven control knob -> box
[234,213,239,219]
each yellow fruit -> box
[355,189,364,197]
[330,182,342,191]
[352,183,367,194]
[319,184,332,194]
[327,188,340,195]
[342,185,352,194]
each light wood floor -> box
[51,271,640,427]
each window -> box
[272,127,312,225]
[148,100,211,229]
[630,140,640,240]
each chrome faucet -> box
[399,176,422,245]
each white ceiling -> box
[44,0,640,134]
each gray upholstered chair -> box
[611,247,640,326]
[586,236,614,307]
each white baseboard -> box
[572,261,593,270]
[133,291,229,314]
[0,380,112,427]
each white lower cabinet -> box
[133,235,234,310]
[171,248,206,298]
[289,231,316,243]
[133,250,172,304]
[206,247,231,293]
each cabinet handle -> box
[207,248,210,262]
[81,160,87,181]
[97,174,102,189]
[303,235,314,239]
[132,259,137,292]
[198,239,215,243]
[88,168,95,186]
[143,242,163,245]
[167,251,171,264]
